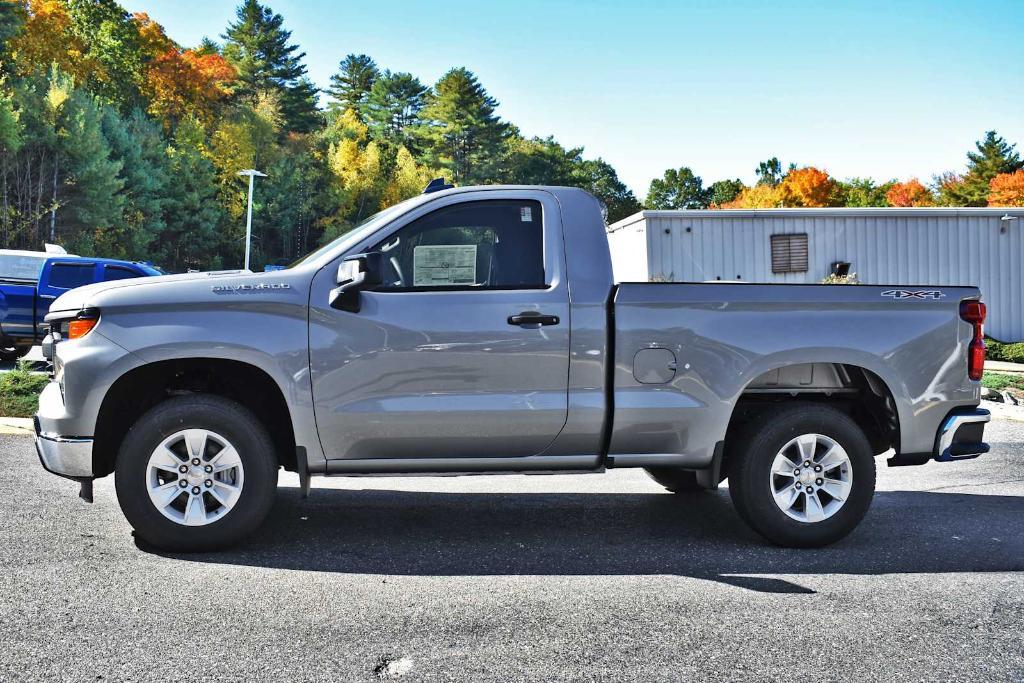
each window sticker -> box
[520,206,533,222]
[413,245,477,286]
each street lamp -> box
[237,169,267,271]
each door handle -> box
[508,311,560,327]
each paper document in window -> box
[413,245,477,286]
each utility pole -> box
[237,169,267,271]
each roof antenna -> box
[423,177,454,194]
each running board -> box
[321,454,600,475]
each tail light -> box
[959,300,986,381]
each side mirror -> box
[329,252,384,312]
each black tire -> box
[115,395,278,552]
[0,345,31,362]
[644,467,708,493]
[727,403,875,548]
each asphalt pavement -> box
[1,422,1022,681]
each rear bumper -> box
[934,407,990,462]
[33,415,94,479]
[887,406,990,467]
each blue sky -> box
[121,0,1024,196]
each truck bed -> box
[608,282,981,467]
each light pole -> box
[237,169,267,271]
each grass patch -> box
[986,337,1024,364]
[981,371,1024,392]
[0,360,48,418]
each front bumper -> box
[34,415,94,478]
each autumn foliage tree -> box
[885,179,934,207]
[988,170,1024,207]
[777,167,836,207]
[135,13,236,128]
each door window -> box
[372,200,545,290]
[48,263,94,290]
[103,265,142,282]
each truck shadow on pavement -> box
[145,486,1024,593]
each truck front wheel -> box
[727,404,876,548]
[114,395,278,552]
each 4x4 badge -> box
[881,289,945,300]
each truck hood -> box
[48,270,253,313]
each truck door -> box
[308,191,570,461]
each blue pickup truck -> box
[0,250,161,360]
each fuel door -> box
[633,348,677,384]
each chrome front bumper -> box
[34,416,93,478]
[935,407,991,462]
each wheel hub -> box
[145,428,245,527]
[768,433,853,523]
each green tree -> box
[646,166,710,209]
[157,117,223,271]
[363,70,427,149]
[755,157,784,187]
[0,0,27,74]
[837,177,893,207]
[221,0,318,132]
[572,158,641,223]
[415,67,509,184]
[0,81,23,246]
[65,0,146,110]
[327,54,378,114]
[58,89,124,251]
[257,135,332,266]
[939,131,1023,206]
[504,135,579,186]
[708,178,744,206]
[99,107,168,258]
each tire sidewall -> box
[115,396,277,552]
[730,406,876,547]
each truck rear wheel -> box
[114,395,278,552]
[727,404,875,548]
[644,467,708,493]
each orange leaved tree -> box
[777,167,837,207]
[886,179,934,207]
[988,170,1024,207]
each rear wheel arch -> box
[723,362,900,479]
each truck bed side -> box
[608,282,982,467]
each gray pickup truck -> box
[34,184,991,551]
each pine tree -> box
[159,117,223,271]
[58,90,124,249]
[327,54,379,114]
[945,131,1024,206]
[415,67,509,185]
[363,70,427,149]
[100,108,169,258]
[221,0,318,133]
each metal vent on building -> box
[770,233,809,273]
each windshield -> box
[288,196,425,269]
[0,253,47,282]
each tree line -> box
[0,0,640,271]
[646,131,1024,210]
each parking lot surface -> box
[2,421,1022,681]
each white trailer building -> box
[607,208,1024,341]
